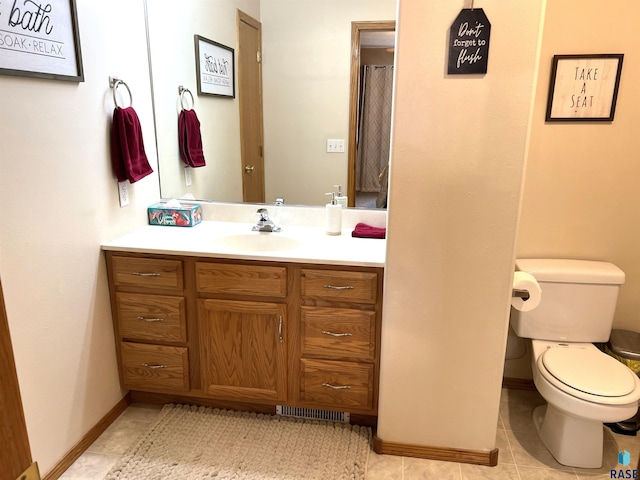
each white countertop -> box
[101,221,386,268]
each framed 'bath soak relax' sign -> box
[0,0,84,82]
[194,34,235,98]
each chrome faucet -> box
[252,208,281,232]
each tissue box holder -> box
[147,202,202,227]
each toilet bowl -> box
[511,259,640,468]
[531,340,640,468]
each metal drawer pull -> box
[323,284,354,290]
[322,331,352,337]
[141,363,167,369]
[322,383,352,390]
[278,316,283,344]
[132,272,161,277]
[136,316,164,323]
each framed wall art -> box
[0,0,84,82]
[194,34,235,98]
[545,54,623,122]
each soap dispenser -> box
[334,185,348,208]
[325,192,342,236]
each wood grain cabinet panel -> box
[120,342,189,391]
[297,267,382,415]
[116,292,186,343]
[301,269,377,303]
[112,257,183,290]
[198,298,287,402]
[107,253,190,395]
[106,252,382,416]
[196,262,287,297]
[300,306,375,361]
[300,358,374,409]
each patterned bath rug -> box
[105,404,371,479]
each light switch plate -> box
[326,139,345,153]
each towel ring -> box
[110,76,132,109]
[179,86,194,110]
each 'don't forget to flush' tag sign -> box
[448,8,491,75]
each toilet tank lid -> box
[516,259,625,285]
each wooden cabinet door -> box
[198,299,287,402]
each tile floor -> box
[59,388,639,479]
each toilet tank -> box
[510,259,625,342]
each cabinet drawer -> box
[301,306,375,361]
[116,293,186,343]
[120,342,189,391]
[300,358,374,409]
[112,257,183,290]
[301,269,377,304]
[196,262,287,297]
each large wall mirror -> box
[145,0,396,208]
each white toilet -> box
[511,258,640,468]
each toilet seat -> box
[537,346,639,405]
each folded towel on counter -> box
[351,223,386,239]
[111,107,153,183]
[178,109,206,167]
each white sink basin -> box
[211,233,302,252]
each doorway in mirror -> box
[348,22,396,210]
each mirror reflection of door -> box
[237,11,266,203]
[347,22,396,209]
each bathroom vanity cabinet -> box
[110,256,189,392]
[298,269,379,411]
[196,262,288,402]
[105,251,383,416]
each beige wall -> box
[149,0,260,202]
[260,0,396,205]
[0,0,160,472]
[378,0,545,452]
[517,0,640,333]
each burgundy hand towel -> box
[178,109,206,167]
[111,107,153,183]
[351,223,386,239]
[177,110,191,167]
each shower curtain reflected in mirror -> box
[356,65,394,208]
